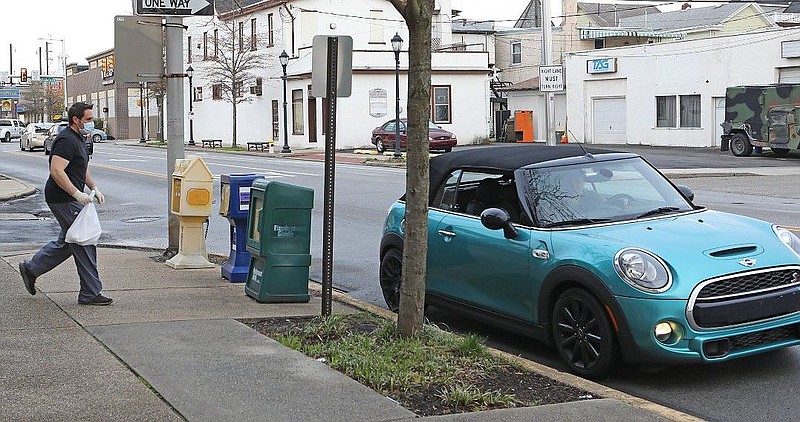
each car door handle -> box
[438,229,456,237]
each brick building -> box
[66,49,159,140]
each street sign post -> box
[312,35,353,316]
[135,0,214,16]
[539,65,564,92]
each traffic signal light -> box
[101,58,107,73]
[20,68,27,83]
[107,55,114,70]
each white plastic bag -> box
[65,191,102,246]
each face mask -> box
[80,121,95,135]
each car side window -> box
[432,170,462,211]
[399,121,406,132]
[0,120,10,127]
[384,121,396,132]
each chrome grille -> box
[729,325,799,352]
[697,269,799,299]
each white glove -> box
[93,188,105,205]
[72,190,92,205]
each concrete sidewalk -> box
[0,174,36,201]
[0,246,684,421]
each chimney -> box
[682,3,691,10]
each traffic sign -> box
[135,0,214,16]
[539,65,564,92]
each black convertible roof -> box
[429,144,622,198]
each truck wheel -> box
[3,132,9,142]
[730,133,753,157]
[772,148,790,157]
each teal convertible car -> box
[380,145,800,378]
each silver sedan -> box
[19,123,54,151]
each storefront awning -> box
[579,28,686,40]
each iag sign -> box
[587,58,617,74]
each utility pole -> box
[38,47,42,75]
[166,16,186,252]
[45,42,50,75]
[9,44,13,83]
[541,0,556,146]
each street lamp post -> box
[279,50,291,154]
[391,33,403,158]
[139,81,145,143]
[186,66,194,145]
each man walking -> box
[19,102,112,305]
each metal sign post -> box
[312,35,353,317]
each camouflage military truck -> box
[721,84,800,157]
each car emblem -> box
[738,258,757,267]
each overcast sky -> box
[0,0,692,77]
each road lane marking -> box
[91,163,166,179]
[108,159,148,163]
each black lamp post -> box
[279,50,291,153]
[391,33,403,158]
[187,65,194,146]
[138,81,145,143]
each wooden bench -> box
[247,141,273,151]
[201,139,222,148]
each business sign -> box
[539,65,564,92]
[0,88,21,99]
[135,0,214,16]
[369,88,388,118]
[587,58,617,74]
[1,100,12,111]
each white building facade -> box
[184,0,491,149]
[565,28,800,147]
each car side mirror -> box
[481,208,518,239]
[676,185,694,202]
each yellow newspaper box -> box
[166,156,215,269]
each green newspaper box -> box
[245,180,314,303]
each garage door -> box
[779,67,800,83]
[592,97,626,144]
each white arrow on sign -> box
[190,0,210,14]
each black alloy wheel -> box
[379,248,403,312]
[730,133,753,157]
[552,288,618,379]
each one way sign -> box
[136,0,215,16]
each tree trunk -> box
[232,100,238,147]
[392,0,433,338]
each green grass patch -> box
[276,313,501,398]
[146,140,167,146]
[436,383,519,411]
[220,146,247,152]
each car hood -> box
[552,210,800,299]
[429,128,453,137]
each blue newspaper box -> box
[219,173,261,282]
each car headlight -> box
[774,226,800,258]
[428,136,434,141]
[614,248,672,293]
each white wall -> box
[184,0,491,148]
[506,91,566,141]
[566,28,800,147]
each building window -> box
[272,99,279,140]
[594,38,604,49]
[268,14,274,46]
[511,42,522,65]
[250,77,263,95]
[251,18,257,51]
[212,84,222,100]
[431,86,452,124]
[370,10,384,43]
[194,87,203,102]
[680,95,701,128]
[239,21,245,52]
[292,89,304,135]
[203,32,208,60]
[188,36,193,63]
[214,29,219,58]
[656,96,676,128]
[233,81,244,98]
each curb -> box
[0,174,37,201]
[308,283,704,422]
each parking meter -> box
[244,180,314,303]
[219,173,261,282]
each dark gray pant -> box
[27,201,102,302]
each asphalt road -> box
[2,141,800,421]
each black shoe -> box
[78,294,113,306]
[19,261,36,295]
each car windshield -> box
[35,124,53,133]
[428,122,440,130]
[518,157,694,227]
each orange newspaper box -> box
[514,110,534,143]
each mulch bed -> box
[242,315,594,417]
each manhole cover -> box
[124,216,162,223]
